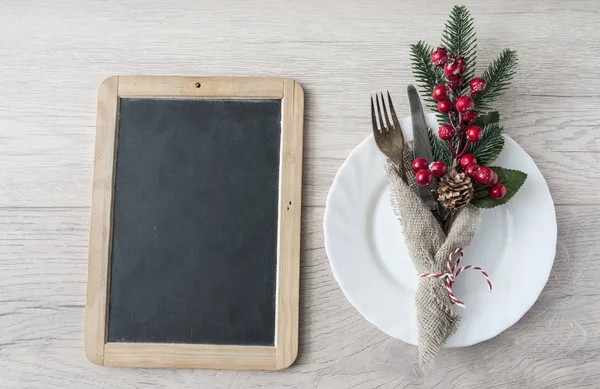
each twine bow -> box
[417,248,492,308]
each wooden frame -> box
[84,76,304,370]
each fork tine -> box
[370,96,379,133]
[387,91,401,129]
[379,92,392,130]
[375,93,386,132]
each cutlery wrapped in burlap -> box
[384,145,480,368]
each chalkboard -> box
[108,97,281,345]
[85,76,304,370]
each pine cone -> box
[437,171,474,210]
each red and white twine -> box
[417,248,492,308]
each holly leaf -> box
[470,167,527,208]
[473,111,499,127]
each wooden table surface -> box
[1,1,599,388]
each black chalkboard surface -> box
[108,98,281,345]
[85,76,304,370]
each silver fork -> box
[371,91,405,177]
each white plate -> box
[324,113,556,347]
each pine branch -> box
[410,41,447,124]
[474,49,518,111]
[428,127,453,167]
[467,122,505,165]
[441,5,477,91]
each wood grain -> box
[275,79,304,369]
[84,76,118,366]
[103,343,277,370]
[117,76,284,98]
[1,0,599,387]
[1,206,600,388]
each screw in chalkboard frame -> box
[195,82,201,88]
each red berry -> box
[466,125,483,142]
[455,96,474,112]
[412,157,429,172]
[429,161,447,178]
[433,85,448,101]
[470,78,487,94]
[438,124,455,140]
[475,167,494,185]
[430,47,448,67]
[438,100,453,114]
[464,163,480,177]
[415,169,433,186]
[460,110,478,124]
[456,56,467,74]
[488,171,499,186]
[489,183,507,199]
[447,76,463,88]
[444,60,460,78]
[459,154,477,168]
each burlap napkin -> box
[384,144,480,368]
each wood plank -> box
[0,205,599,387]
[301,152,600,207]
[103,343,277,370]
[2,116,599,206]
[84,76,118,365]
[117,76,283,98]
[274,79,304,369]
[1,16,600,207]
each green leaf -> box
[473,111,499,127]
[467,123,505,165]
[441,5,477,93]
[409,41,447,125]
[474,49,518,111]
[471,167,527,208]
[428,127,452,167]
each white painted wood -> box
[1,0,599,387]
[1,206,600,387]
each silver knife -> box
[407,84,437,210]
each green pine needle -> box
[441,5,478,92]
[474,49,518,111]
[467,122,505,165]
[413,6,515,171]
[428,127,453,167]
[429,122,504,167]
[410,41,447,124]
